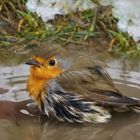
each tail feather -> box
[130,97,140,112]
[113,97,140,113]
[118,97,140,113]
[130,106,140,113]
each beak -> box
[25,59,41,67]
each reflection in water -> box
[40,112,139,140]
[0,113,139,140]
[0,46,140,140]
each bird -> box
[26,47,140,123]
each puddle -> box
[0,44,140,140]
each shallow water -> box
[0,45,140,140]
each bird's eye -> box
[48,59,56,66]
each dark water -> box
[0,44,140,140]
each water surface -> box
[0,44,140,140]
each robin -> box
[26,47,140,123]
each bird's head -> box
[26,56,63,81]
[26,47,68,82]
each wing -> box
[48,65,140,107]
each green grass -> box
[0,0,140,56]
